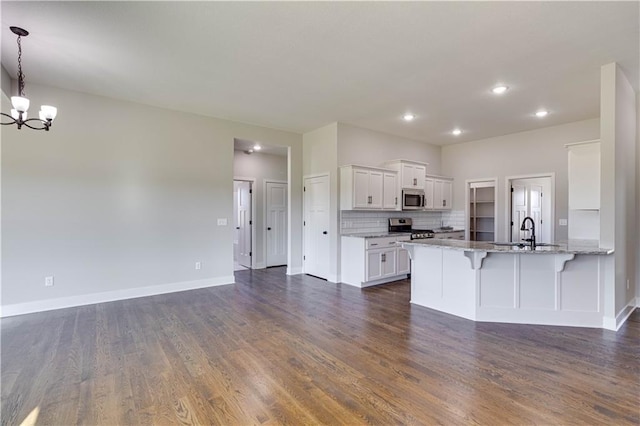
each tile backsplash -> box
[341,210,465,234]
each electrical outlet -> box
[195,262,201,270]
[45,276,54,287]
[217,218,228,226]
[559,219,568,226]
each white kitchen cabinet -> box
[382,160,427,190]
[382,172,399,209]
[424,177,434,209]
[340,165,398,210]
[425,175,453,210]
[341,235,411,287]
[366,248,397,281]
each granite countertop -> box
[341,232,411,239]
[402,239,614,255]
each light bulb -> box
[535,110,548,118]
[491,85,508,95]
[11,96,30,113]
[403,113,415,121]
[452,128,462,136]
[40,105,57,121]
[253,144,262,151]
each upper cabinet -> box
[425,175,453,210]
[382,160,427,190]
[340,165,399,211]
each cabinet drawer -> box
[366,237,399,249]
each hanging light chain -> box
[16,34,25,97]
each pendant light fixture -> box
[1,26,57,131]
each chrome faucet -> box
[520,217,536,249]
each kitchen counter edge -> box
[402,239,614,255]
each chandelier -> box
[1,26,57,131]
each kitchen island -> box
[401,239,614,329]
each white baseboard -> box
[327,274,339,283]
[0,275,235,318]
[603,297,638,331]
[287,266,303,275]
[254,262,267,270]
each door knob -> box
[322,231,328,235]
[267,227,272,230]
[236,226,240,230]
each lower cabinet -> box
[341,235,411,287]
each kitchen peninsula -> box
[402,239,613,329]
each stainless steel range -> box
[388,218,434,240]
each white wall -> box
[337,123,442,174]
[1,82,303,315]
[1,66,11,99]
[600,63,637,319]
[441,118,600,242]
[302,123,339,281]
[233,150,287,268]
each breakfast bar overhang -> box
[402,240,614,329]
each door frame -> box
[264,179,288,268]
[303,172,330,278]
[234,177,256,269]
[504,173,555,243]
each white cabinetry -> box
[341,235,411,287]
[382,160,427,190]
[340,165,398,210]
[382,172,399,209]
[425,175,453,210]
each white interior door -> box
[235,180,252,268]
[510,177,551,243]
[304,175,330,279]
[266,181,287,267]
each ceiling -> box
[1,1,638,146]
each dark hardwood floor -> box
[2,267,639,425]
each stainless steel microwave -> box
[402,189,425,210]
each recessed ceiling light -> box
[491,85,509,95]
[452,128,462,136]
[535,110,548,118]
[403,113,415,121]
[253,144,262,150]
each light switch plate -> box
[559,219,568,226]
[217,218,228,226]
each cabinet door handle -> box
[413,178,417,186]
[395,197,398,205]
[381,253,386,262]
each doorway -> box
[303,174,330,279]
[265,180,287,267]
[234,180,252,270]
[508,175,553,244]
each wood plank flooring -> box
[2,267,639,425]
